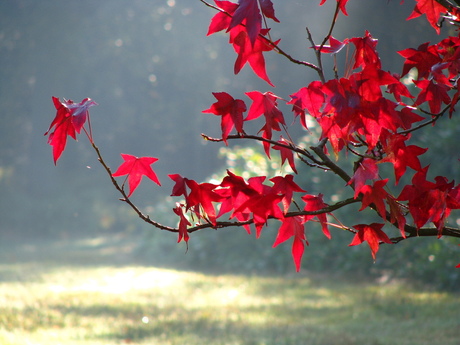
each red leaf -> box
[227,0,262,46]
[45,97,97,164]
[206,1,239,36]
[272,137,298,174]
[185,180,224,225]
[233,176,284,237]
[314,36,347,54]
[302,194,331,239]
[173,203,191,243]
[358,179,389,219]
[386,73,414,103]
[230,26,279,86]
[413,79,451,114]
[202,92,247,143]
[273,216,308,272]
[349,223,392,260]
[407,0,447,34]
[349,31,381,69]
[398,42,442,79]
[245,91,286,156]
[319,0,349,16]
[398,167,460,233]
[288,81,325,128]
[168,174,189,198]
[112,154,161,197]
[259,0,280,22]
[348,158,379,198]
[270,174,306,212]
[380,134,427,184]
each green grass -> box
[0,234,459,345]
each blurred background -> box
[1,0,459,291]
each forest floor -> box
[0,232,459,345]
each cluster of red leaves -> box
[168,170,334,271]
[46,0,460,270]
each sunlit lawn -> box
[0,235,459,345]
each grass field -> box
[0,233,459,345]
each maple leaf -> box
[273,216,308,272]
[206,1,239,36]
[112,154,161,197]
[230,26,279,86]
[352,65,399,102]
[168,174,189,199]
[272,137,298,174]
[348,158,379,198]
[185,180,224,225]
[245,91,286,156]
[227,0,262,46]
[319,0,349,16]
[386,196,407,238]
[288,81,325,128]
[45,97,97,164]
[270,174,305,212]
[386,73,414,104]
[413,79,451,114]
[259,0,280,23]
[233,176,284,237]
[349,31,381,69]
[398,167,460,234]
[349,223,392,260]
[407,0,447,34]
[379,134,428,184]
[302,194,331,239]
[314,36,347,54]
[227,0,279,46]
[398,42,442,79]
[358,179,389,219]
[202,92,247,143]
[173,203,191,243]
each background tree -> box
[43,0,460,276]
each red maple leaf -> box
[398,42,442,79]
[398,167,460,233]
[319,0,349,16]
[314,36,347,54]
[349,223,392,260]
[227,0,262,46]
[272,137,298,174]
[206,1,239,36]
[358,179,389,219]
[302,194,331,239]
[270,174,305,212]
[202,92,247,143]
[413,79,451,114]
[348,158,379,198]
[349,31,381,70]
[112,154,161,197]
[173,203,191,243]
[386,73,414,104]
[407,0,447,34]
[245,91,286,156]
[45,97,97,164]
[273,216,308,272]
[386,196,407,237]
[230,26,279,86]
[288,81,325,128]
[185,180,224,225]
[379,134,427,184]
[168,174,189,199]
[233,176,284,237]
